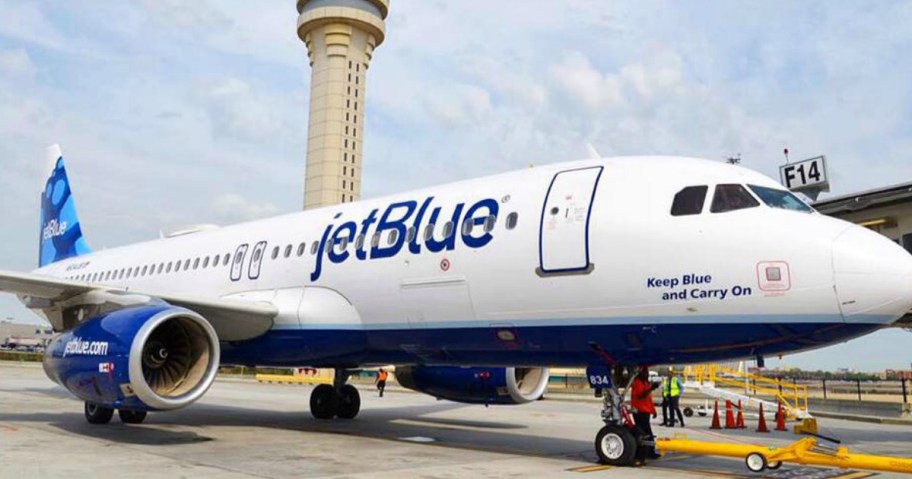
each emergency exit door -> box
[538,166,603,274]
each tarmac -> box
[2,361,911,479]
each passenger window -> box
[406,226,416,243]
[356,234,365,250]
[203,257,210,268]
[297,243,306,256]
[443,221,454,237]
[338,237,349,250]
[271,246,279,260]
[484,215,496,233]
[223,254,231,266]
[166,262,173,273]
[387,230,398,245]
[311,241,319,255]
[213,254,220,267]
[158,264,164,274]
[462,219,473,235]
[184,259,191,271]
[193,258,200,270]
[284,245,292,258]
[671,185,708,216]
[253,249,262,262]
[710,184,760,213]
[506,212,519,230]
[141,265,148,276]
[371,233,380,247]
[424,224,435,241]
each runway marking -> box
[567,464,613,472]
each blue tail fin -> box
[39,145,91,267]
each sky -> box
[1,0,911,372]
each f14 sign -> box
[779,156,829,195]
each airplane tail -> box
[39,145,91,267]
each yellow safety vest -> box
[664,377,681,397]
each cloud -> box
[0,48,34,79]
[194,78,280,141]
[212,193,279,223]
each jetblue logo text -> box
[42,219,67,240]
[63,338,109,357]
[311,197,499,281]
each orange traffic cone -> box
[775,401,788,431]
[756,403,770,433]
[710,400,722,429]
[724,400,735,429]
[735,400,746,429]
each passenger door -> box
[248,241,268,280]
[230,244,249,281]
[538,166,603,274]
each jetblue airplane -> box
[2,145,911,466]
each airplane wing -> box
[0,270,275,341]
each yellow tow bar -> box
[655,435,912,475]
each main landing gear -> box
[84,402,148,425]
[591,365,647,467]
[310,368,361,420]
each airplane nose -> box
[832,225,912,324]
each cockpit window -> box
[747,185,813,213]
[710,184,760,213]
[671,186,708,216]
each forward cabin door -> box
[538,166,603,274]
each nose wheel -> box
[590,362,644,467]
[309,369,361,420]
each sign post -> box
[779,155,829,200]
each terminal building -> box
[0,321,54,350]
[814,180,912,255]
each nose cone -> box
[833,225,912,323]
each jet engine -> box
[395,365,549,405]
[43,304,220,411]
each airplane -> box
[2,145,911,467]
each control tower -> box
[296,0,389,209]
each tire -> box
[119,409,148,424]
[595,425,637,466]
[767,461,782,470]
[310,384,338,419]
[336,384,361,419]
[84,402,114,425]
[683,407,694,417]
[745,452,767,473]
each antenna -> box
[725,154,741,165]
[585,143,601,160]
[783,148,790,164]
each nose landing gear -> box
[587,357,646,467]
[309,368,361,420]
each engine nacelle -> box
[395,366,549,405]
[43,304,220,411]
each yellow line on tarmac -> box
[567,464,613,472]
[833,472,876,479]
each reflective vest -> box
[663,377,681,397]
[377,370,388,381]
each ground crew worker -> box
[376,368,388,397]
[630,367,662,464]
[665,368,685,427]
[661,375,671,426]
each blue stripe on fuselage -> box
[220,319,883,368]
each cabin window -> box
[203,257,210,268]
[271,246,279,260]
[747,185,813,213]
[484,215,496,233]
[462,219,473,235]
[158,263,164,274]
[355,234,365,250]
[213,254,220,267]
[297,243,306,257]
[166,262,172,273]
[671,185,708,216]
[387,230,398,245]
[223,254,231,266]
[442,221,454,238]
[371,233,380,248]
[184,259,191,271]
[506,212,519,230]
[311,241,319,255]
[338,237,349,250]
[284,245,292,258]
[424,224,435,241]
[193,258,200,270]
[406,226,416,243]
[125,269,132,279]
[253,249,262,263]
[710,184,760,213]
[141,265,148,276]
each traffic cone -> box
[710,400,722,429]
[724,400,735,429]
[775,401,788,432]
[735,400,746,429]
[756,403,770,433]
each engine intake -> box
[43,304,220,411]
[395,366,549,405]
